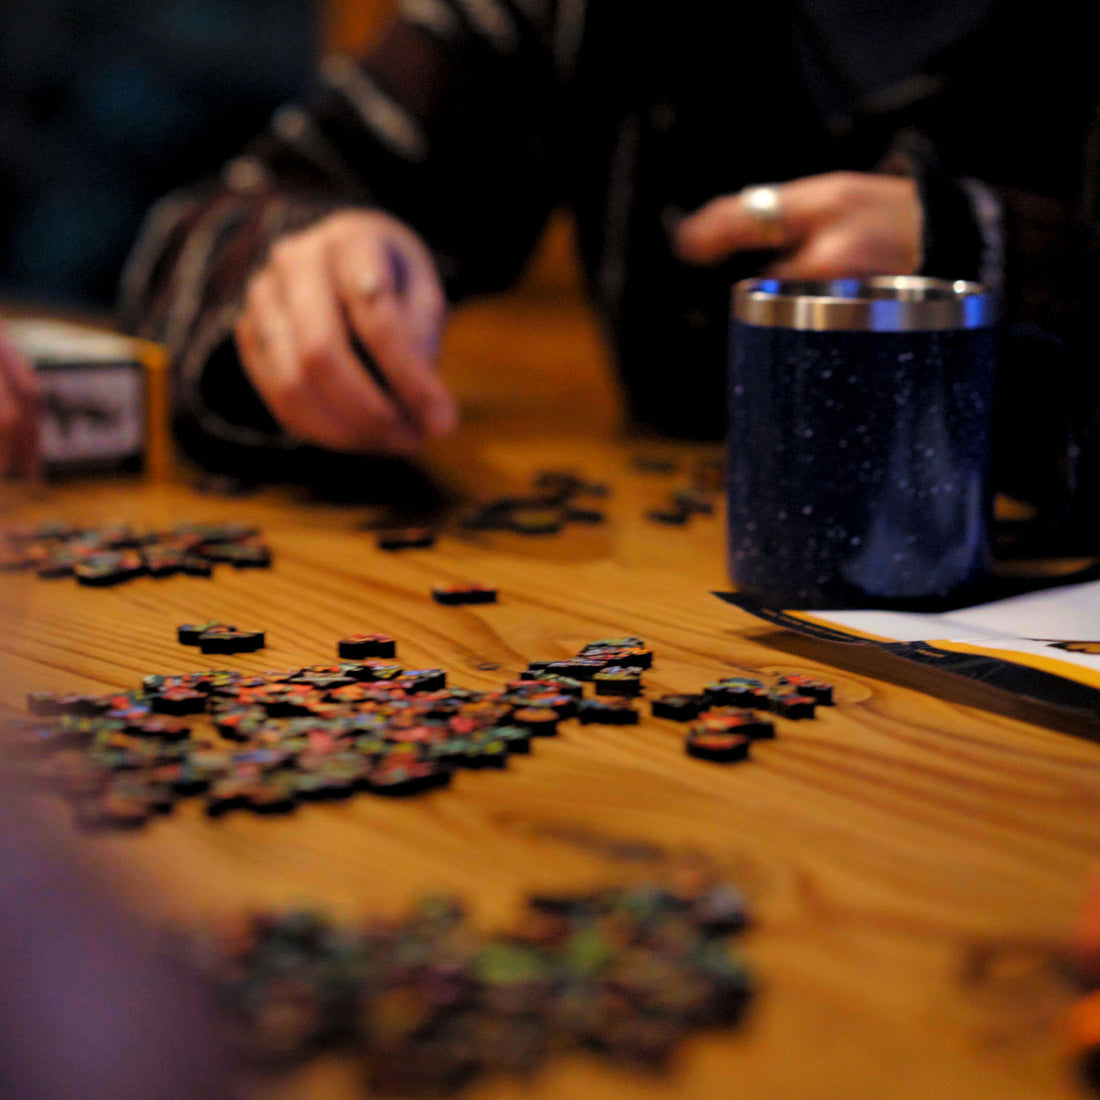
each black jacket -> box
[120,0,1100,549]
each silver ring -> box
[740,185,786,248]
[356,270,387,303]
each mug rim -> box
[731,275,997,331]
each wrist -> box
[881,138,987,285]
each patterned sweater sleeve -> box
[118,0,569,459]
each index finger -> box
[674,182,822,266]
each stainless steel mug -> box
[727,276,998,608]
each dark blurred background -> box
[0,0,363,308]
[0,0,1001,313]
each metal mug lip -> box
[731,275,997,331]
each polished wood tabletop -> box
[2,242,1099,1100]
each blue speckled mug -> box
[727,277,997,609]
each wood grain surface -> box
[2,275,1099,1100]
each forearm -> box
[118,4,563,461]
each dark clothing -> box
[120,0,1100,548]
[0,0,317,307]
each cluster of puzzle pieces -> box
[0,521,272,584]
[191,873,753,1090]
[4,628,833,830]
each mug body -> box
[726,277,997,608]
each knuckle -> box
[320,210,352,235]
[359,208,392,233]
[297,339,335,380]
[825,169,858,190]
[718,194,742,221]
[328,209,368,233]
[329,209,380,248]
[243,277,269,315]
[268,237,299,270]
[823,171,860,210]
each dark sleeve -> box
[870,1,1100,549]
[118,0,565,468]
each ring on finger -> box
[739,184,786,249]
[356,269,388,303]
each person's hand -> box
[0,325,41,480]
[234,209,457,454]
[674,171,921,279]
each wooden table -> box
[2,283,1099,1100]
